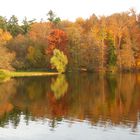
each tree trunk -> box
[118,36,122,70]
[101,40,104,71]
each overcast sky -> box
[0,0,139,21]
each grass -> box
[0,69,59,78]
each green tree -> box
[0,16,7,31]
[50,49,68,73]
[107,35,117,70]
[27,46,45,68]
[47,10,56,22]
[7,15,22,37]
[47,10,61,25]
[21,17,35,34]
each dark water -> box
[0,73,140,140]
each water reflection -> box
[0,73,140,132]
[51,74,68,99]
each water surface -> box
[0,73,140,140]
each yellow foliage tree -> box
[0,29,12,45]
[50,49,68,73]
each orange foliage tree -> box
[46,29,67,54]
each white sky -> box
[0,0,140,21]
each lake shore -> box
[0,69,59,78]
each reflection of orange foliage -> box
[29,102,48,117]
[47,92,68,117]
[0,103,13,116]
[0,79,16,117]
[47,29,67,54]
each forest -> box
[0,9,140,73]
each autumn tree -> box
[47,29,67,54]
[91,16,107,70]
[0,29,15,70]
[64,25,83,70]
[80,43,102,72]
[0,29,12,45]
[0,46,15,70]
[28,22,51,46]
[82,14,98,33]
[6,34,29,70]
[107,12,134,70]
[50,49,68,73]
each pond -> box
[0,73,140,140]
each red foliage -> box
[47,92,68,117]
[46,29,68,54]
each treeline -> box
[0,9,140,72]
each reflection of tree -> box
[47,75,68,118]
[51,74,68,99]
[67,73,140,129]
[12,77,52,117]
[0,79,16,117]
[106,74,117,102]
[0,108,21,128]
[47,92,68,118]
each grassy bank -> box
[0,69,59,78]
